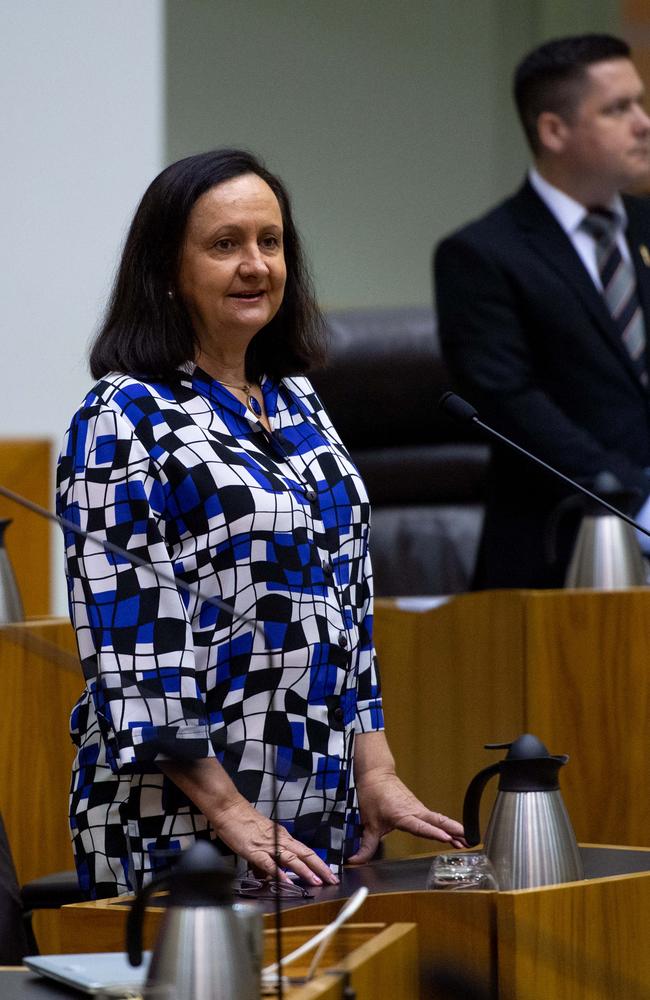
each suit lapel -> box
[624,198,650,326]
[511,181,647,389]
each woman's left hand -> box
[347,731,466,865]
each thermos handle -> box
[462,762,502,847]
[543,493,583,568]
[127,871,171,967]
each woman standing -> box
[57,149,464,898]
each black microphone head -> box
[438,391,478,424]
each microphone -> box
[438,391,650,540]
[0,481,288,997]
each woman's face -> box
[177,173,287,355]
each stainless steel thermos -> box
[127,840,262,1000]
[462,733,584,890]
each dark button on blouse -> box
[305,489,317,503]
[338,632,349,649]
[322,558,334,576]
[333,706,344,723]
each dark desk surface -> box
[246,844,650,916]
[5,846,650,998]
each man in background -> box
[435,34,650,588]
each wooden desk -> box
[1,922,418,1000]
[58,847,650,1000]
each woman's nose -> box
[239,245,269,276]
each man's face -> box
[558,58,650,194]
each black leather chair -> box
[0,813,30,962]
[312,307,488,596]
[20,869,85,954]
[0,811,83,958]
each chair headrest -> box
[311,307,476,448]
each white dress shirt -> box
[529,167,630,290]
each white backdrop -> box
[0,1,164,613]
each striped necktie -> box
[581,208,647,386]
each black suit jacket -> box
[434,180,650,588]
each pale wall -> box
[165,0,619,309]
[0,1,620,612]
[0,0,164,612]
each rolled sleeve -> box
[353,546,384,734]
[58,400,215,771]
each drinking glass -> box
[426,852,499,890]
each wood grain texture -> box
[522,590,650,846]
[276,889,496,998]
[0,440,51,617]
[497,871,650,1000]
[0,620,79,883]
[374,594,526,856]
[59,889,496,997]
[279,922,419,1000]
[56,854,650,998]
[376,591,650,854]
[55,912,418,1000]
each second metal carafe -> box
[553,472,648,589]
[127,840,262,1000]
[462,733,584,890]
[0,519,24,623]
[565,499,647,588]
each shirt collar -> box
[528,167,627,235]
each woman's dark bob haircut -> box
[90,149,326,382]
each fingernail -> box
[312,876,322,885]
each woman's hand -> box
[212,793,338,886]
[348,731,466,865]
[160,757,338,887]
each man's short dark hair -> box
[514,34,631,154]
[90,149,326,382]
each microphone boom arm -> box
[438,391,650,539]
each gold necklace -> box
[216,379,263,418]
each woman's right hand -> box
[159,757,338,887]
[212,793,339,886]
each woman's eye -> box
[214,239,234,251]
[261,235,281,249]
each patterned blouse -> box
[56,366,383,897]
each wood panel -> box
[0,619,79,884]
[523,590,650,846]
[0,440,51,617]
[374,594,526,856]
[53,913,418,1000]
[497,871,650,1000]
[58,854,650,999]
[376,590,650,854]
[59,889,496,997]
[276,922,419,1000]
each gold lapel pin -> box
[640,244,650,267]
